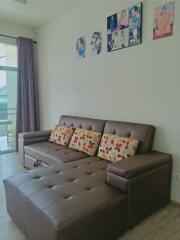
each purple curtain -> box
[16,37,40,149]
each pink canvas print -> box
[153,1,175,40]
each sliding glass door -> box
[0,43,17,153]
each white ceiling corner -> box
[0,0,82,28]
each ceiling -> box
[0,0,82,28]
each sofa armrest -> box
[107,151,172,228]
[107,151,172,179]
[19,130,51,140]
[18,130,51,167]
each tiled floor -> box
[0,153,180,240]
[0,153,26,240]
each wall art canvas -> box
[107,2,142,52]
[91,32,102,55]
[153,1,175,40]
[76,36,86,58]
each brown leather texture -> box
[18,130,51,167]
[11,115,172,240]
[24,154,49,169]
[107,152,172,228]
[4,157,127,240]
[107,172,129,192]
[104,120,155,153]
[24,142,88,167]
[20,115,106,169]
[19,130,52,139]
[59,115,105,133]
[127,162,172,228]
[19,115,156,169]
[107,151,172,179]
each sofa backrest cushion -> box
[59,115,105,133]
[104,120,155,154]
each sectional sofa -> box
[4,115,172,240]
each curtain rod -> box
[0,34,37,43]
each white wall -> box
[37,0,180,202]
[0,19,35,41]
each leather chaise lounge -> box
[3,115,172,240]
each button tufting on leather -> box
[87,172,93,175]
[48,185,53,188]
[68,178,74,182]
[67,195,73,199]
[33,176,40,179]
[85,187,92,191]
[64,152,69,155]
[63,195,70,199]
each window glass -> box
[0,42,17,152]
[0,43,17,68]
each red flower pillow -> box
[69,128,102,156]
[98,133,139,162]
[49,125,74,146]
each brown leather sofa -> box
[4,115,172,240]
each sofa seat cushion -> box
[24,142,88,166]
[4,157,128,240]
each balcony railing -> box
[0,108,16,153]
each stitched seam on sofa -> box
[125,162,171,180]
[5,172,109,227]
[108,156,170,179]
[6,180,60,230]
[56,191,127,232]
[125,161,171,179]
[25,148,89,164]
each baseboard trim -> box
[171,200,180,207]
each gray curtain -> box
[16,37,40,149]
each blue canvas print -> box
[76,36,85,58]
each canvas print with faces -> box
[153,1,175,40]
[107,2,142,52]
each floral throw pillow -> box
[49,125,74,146]
[97,133,139,162]
[69,128,102,156]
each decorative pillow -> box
[49,125,74,146]
[97,133,139,162]
[69,128,102,156]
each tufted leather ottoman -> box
[4,157,127,240]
